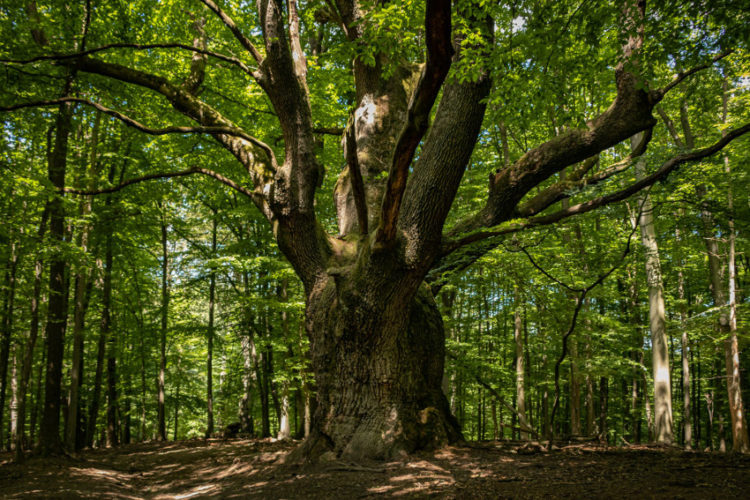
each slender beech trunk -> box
[692,345,700,447]
[0,228,20,450]
[258,340,271,437]
[569,336,581,436]
[297,323,312,439]
[139,322,147,441]
[206,216,217,437]
[15,208,48,459]
[104,208,117,447]
[239,331,254,435]
[514,284,528,440]
[675,217,692,449]
[158,210,169,441]
[599,377,609,442]
[173,355,180,441]
[9,347,18,450]
[277,279,292,440]
[85,260,107,448]
[105,244,118,448]
[30,339,45,448]
[633,134,673,444]
[64,110,101,451]
[722,83,749,453]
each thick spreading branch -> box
[375,0,453,245]
[1,42,256,76]
[437,121,750,271]
[64,57,276,179]
[452,30,732,238]
[517,128,652,217]
[0,97,276,164]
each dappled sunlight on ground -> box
[2,439,750,498]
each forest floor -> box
[2,438,749,499]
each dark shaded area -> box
[2,439,749,498]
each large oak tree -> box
[2,0,749,460]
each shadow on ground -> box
[2,439,749,498]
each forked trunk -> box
[294,281,461,462]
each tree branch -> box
[0,97,276,167]
[656,106,684,148]
[516,128,652,217]
[0,42,257,77]
[654,50,734,101]
[197,0,264,65]
[313,126,344,136]
[516,156,600,217]
[182,16,208,95]
[548,219,640,440]
[432,122,750,287]
[63,166,255,199]
[287,0,307,80]
[345,116,368,235]
[375,0,453,246]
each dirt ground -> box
[2,438,749,499]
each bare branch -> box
[375,0,453,246]
[654,50,734,101]
[63,166,255,199]
[549,219,640,439]
[313,126,344,136]
[656,106,684,148]
[0,97,277,167]
[0,42,257,77]
[198,0,264,65]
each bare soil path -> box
[2,439,749,499]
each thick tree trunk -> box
[294,282,461,462]
[39,93,75,457]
